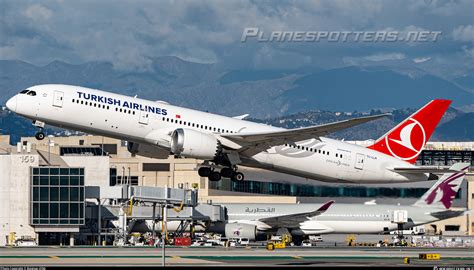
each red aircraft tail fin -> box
[367,99,451,164]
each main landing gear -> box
[32,120,46,140]
[198,166,245,182]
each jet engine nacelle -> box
[126,141,170,159]
[170,128,221,160]
[224,223,257,241]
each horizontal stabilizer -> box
[430,210,468,220]
[391,167,460,174]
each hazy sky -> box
[1,0,473,76]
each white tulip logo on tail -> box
[385,118,426,161]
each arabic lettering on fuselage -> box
[245,207,276,214]
[77,91,168,116]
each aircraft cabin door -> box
[139,110,149,125]
[354,153,365,170]
[53,91,64,108]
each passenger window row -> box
[284,143,330,156]
[162,117,234,134]
[284,144,347,159]
[72,99,137,115]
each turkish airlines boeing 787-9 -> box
[5,84,454,184]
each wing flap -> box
[391,167,460,174]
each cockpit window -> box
[27,91,37,96]
[19,90,29,94]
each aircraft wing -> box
[258,200,334,228]
[221,114,389,155]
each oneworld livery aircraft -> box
[6,84,455,183]
[215,163,470,240]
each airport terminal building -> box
[0,134,473,246]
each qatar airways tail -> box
[217,163,470,239]
[5,84,456,184]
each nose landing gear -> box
[32,120,46,141]
[35,131,45,140]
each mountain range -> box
[0,57,473,119]
[0,56,472,142]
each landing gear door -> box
[355,153,365,170]
[53,91,64,108]
[139,110,149,125]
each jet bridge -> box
[131,186,197,205]
[95,185,225,244]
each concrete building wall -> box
[0,153,38,245]
[61,156,111,197]
[21,135,203,190]
[0,135,10,144]
[425,213,469,236]
[467,176,474,235]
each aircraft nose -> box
[6,95,17,112]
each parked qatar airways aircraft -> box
[215,163,470,240]
[6,84,453,183]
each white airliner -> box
[5,84,453,183]
[214,163,470,240]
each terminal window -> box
[30,167,85,225]
[60,147,105,156]
[208,179,463,199]
[109,168,139,186]
[143,163,170,171]
[91,143,118,155]
[445,225,460,231]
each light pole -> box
[121,166,125,185]
[97,198,101,246]
[162,185,168,267]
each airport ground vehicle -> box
[389,225,425,235]
[309,235,323,242]
[190,239,204,246]
[241,238,250,245]
[301,240,312,247]
[218,237,229,246]
[229,237,250,246]
[16,238,37,247]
